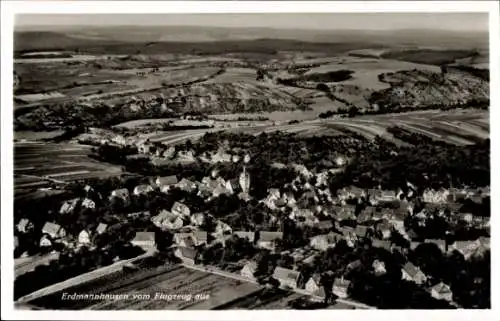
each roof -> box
[178,246,198,260]
[358,207,375,221]
[242,261,258,273]
[259,231,283,242]
[96,223,108,233]
[431,282,452,294]
[177,178,197,188]
[402,262,422,277]
[372,239,391,250]
[171,202,190,215]
[42,222,61,235]
[308,273,322,285]
[337,205,356,220]
[272,266,300,283]
[133,232,155,242]
[333,278,351,288]
[355,225,369,237]
[134,184,153,193]
[156,175,178,186]
[111,188,129,197]
[317,220,334,230]
[193,230,208,243]
[234,231,255,242]
[17,218,31,229]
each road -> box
[15,252,60,278]
[182,263,373,310]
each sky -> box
[15,13,489,32]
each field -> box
[14,142,123,197]
[27,264,358,310]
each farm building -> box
[42,222,66,239]
[174,246,198,265]
[131,232,156,251]
[401,262,427,285]
[272,267,301,289]
[257,231,283,250]
[332,278,351,299]
[240,261,258,281]
[430,282,453,301]
[133,184,154,196]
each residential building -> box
[272,267,301,289]
[310,233,339,251]
[82,198,96,209]
[96,223,108,235]
[133,184,154,196]
[171,202,191,217]
[372,239,392,251]
[355,225,371,239]
[225,179,240,195]
[42,222,66,239]
[174,246,198,265]
[372,259,386,276]
[357,206,375,223]
[376,220,392,239]
[192,230,208,246]
[240,261,258,281]
[176,178,198,193]
[305,273,324,297]
[423,188,450,204]
[155,175,178,193]
[16,218,34,233]
[401,262,427,285]
[78,230,91,246]
[335,205,356,221]
[109,188,130,205]
[39,235,52,247]
[332,278,351,299]
[430,282,453,301]
[131,232,156,251]
[173,233,196,248]
[257,231,283,250]
[152,211,184,230]
[59,198,80,215]
[190,213,205,226]
[234,231,256,243]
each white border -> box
[1,1,499,320]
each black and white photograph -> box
[1,1,498,319]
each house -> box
[78,230,91,246]
[355,225,370,239]
[372,239,392,251]
[305,274,325,297]
[96,223,108,235]
[234,231,256,243]
[133,184,154,196]
[401,262,427,285]
[214,221,232,236]
[39,235,52,247]
[377,190,398,202]
[152,211,184,230]
[450,239,489,259]
[173,233,196,248]
[257,231,283,250]
[109,188,130,204]
[430,282,453,301]
[190,213,205,226]
[332,278,351,299]
[155,175,178,193]
[42,222,66,239]
[357,206,375,223]
[335,205,356,221]
[16,218,34,233]
[410,241,422,250]
[459,213,474,224]
[131,232,156,251]
[174,246,198,265]
[372,259,386,276]
[171,202,191,217]
[240,261,258,281]
[425,239,447,252]
[225,179,240,195]
[272,267,301,289]
[310,234,336,251]
[212,185,231,198]
[316,220,334,232]
[82,198,96,209]
[192,230,208,246]
[59,198,80,214]
[376,220,392,239]
[238,192,252,202]
[176,178,198,193]
[423,189,450,204]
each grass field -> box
[14,142,123,196]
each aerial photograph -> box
[12,12,490,310]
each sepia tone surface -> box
[13,13,490,311]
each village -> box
[14,137,490,308]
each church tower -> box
[239,154,251,193]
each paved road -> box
[182,263,373,310]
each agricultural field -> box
[204,67,259,84]
[14,142,123,197]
